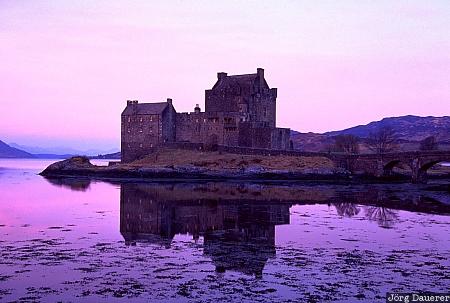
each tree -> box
[333,134,360,154]
[367,126,397,154]
[419,136,438,151]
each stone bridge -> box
[330,151,450,183]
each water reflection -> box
[113,181,450,277]
[45,177,92,192]
[365,207,399,229]
[333,203,399,228]
[120,183,290,277]
[44,177,450,227]
[1,168,448,302]
[333,203,361,217]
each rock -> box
[40,156,94,175]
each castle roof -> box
[122,102,168,115]
[212,73,257,91]
[211,71,269,92]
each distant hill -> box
[0,140,34,158]
[9,143,119,157]
[292,115,450,152]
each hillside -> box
[0,140,34,158]
[292,115,450,152]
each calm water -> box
[0,159,449,302]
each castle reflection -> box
[42,176,450,276]
[119,183,291,277]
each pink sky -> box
[1,1,449,150]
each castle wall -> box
[238,123,287,149]
[248,88,277,128]
[121,113,160,162]
[161,105,177,143]
[271,127,291,150]
[205,89,241,113]
[175,112,242,147]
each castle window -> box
[139,129,143,133]
[150,116,153,122]
[127,129,130,133]
[128,117,131,122]
[139,143,143,148]
[140,117,143,122]
[204,119,206,123]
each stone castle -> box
[121,68,291,162]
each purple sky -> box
[1,1,449,150]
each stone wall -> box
[175,111,242,147]
[161,104,177,143]
[121,114,161,162]
[121,103,177,162]
[271,127,291,150]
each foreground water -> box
[0,159,449,302]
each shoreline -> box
[39,156,450,185]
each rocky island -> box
[40,148,351,181]
[40,147,450,183]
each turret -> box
[194,104,201,113]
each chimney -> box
[257,68,264,78]
[167,98,172,105]
[133,100,138,104]
[127,100,132,105]
[257,68,264,87]
[194,104,201,113]
[217,72,227,80]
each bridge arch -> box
[414,159,450,183]
[383,160,402,176]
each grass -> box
[126,148,335,171]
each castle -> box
[121,68,291,162]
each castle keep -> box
[121,68,291,162]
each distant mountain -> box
[0,140,34,158]
[325,115,450,142]
[292,115,450,152]
[8,143,119,157]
